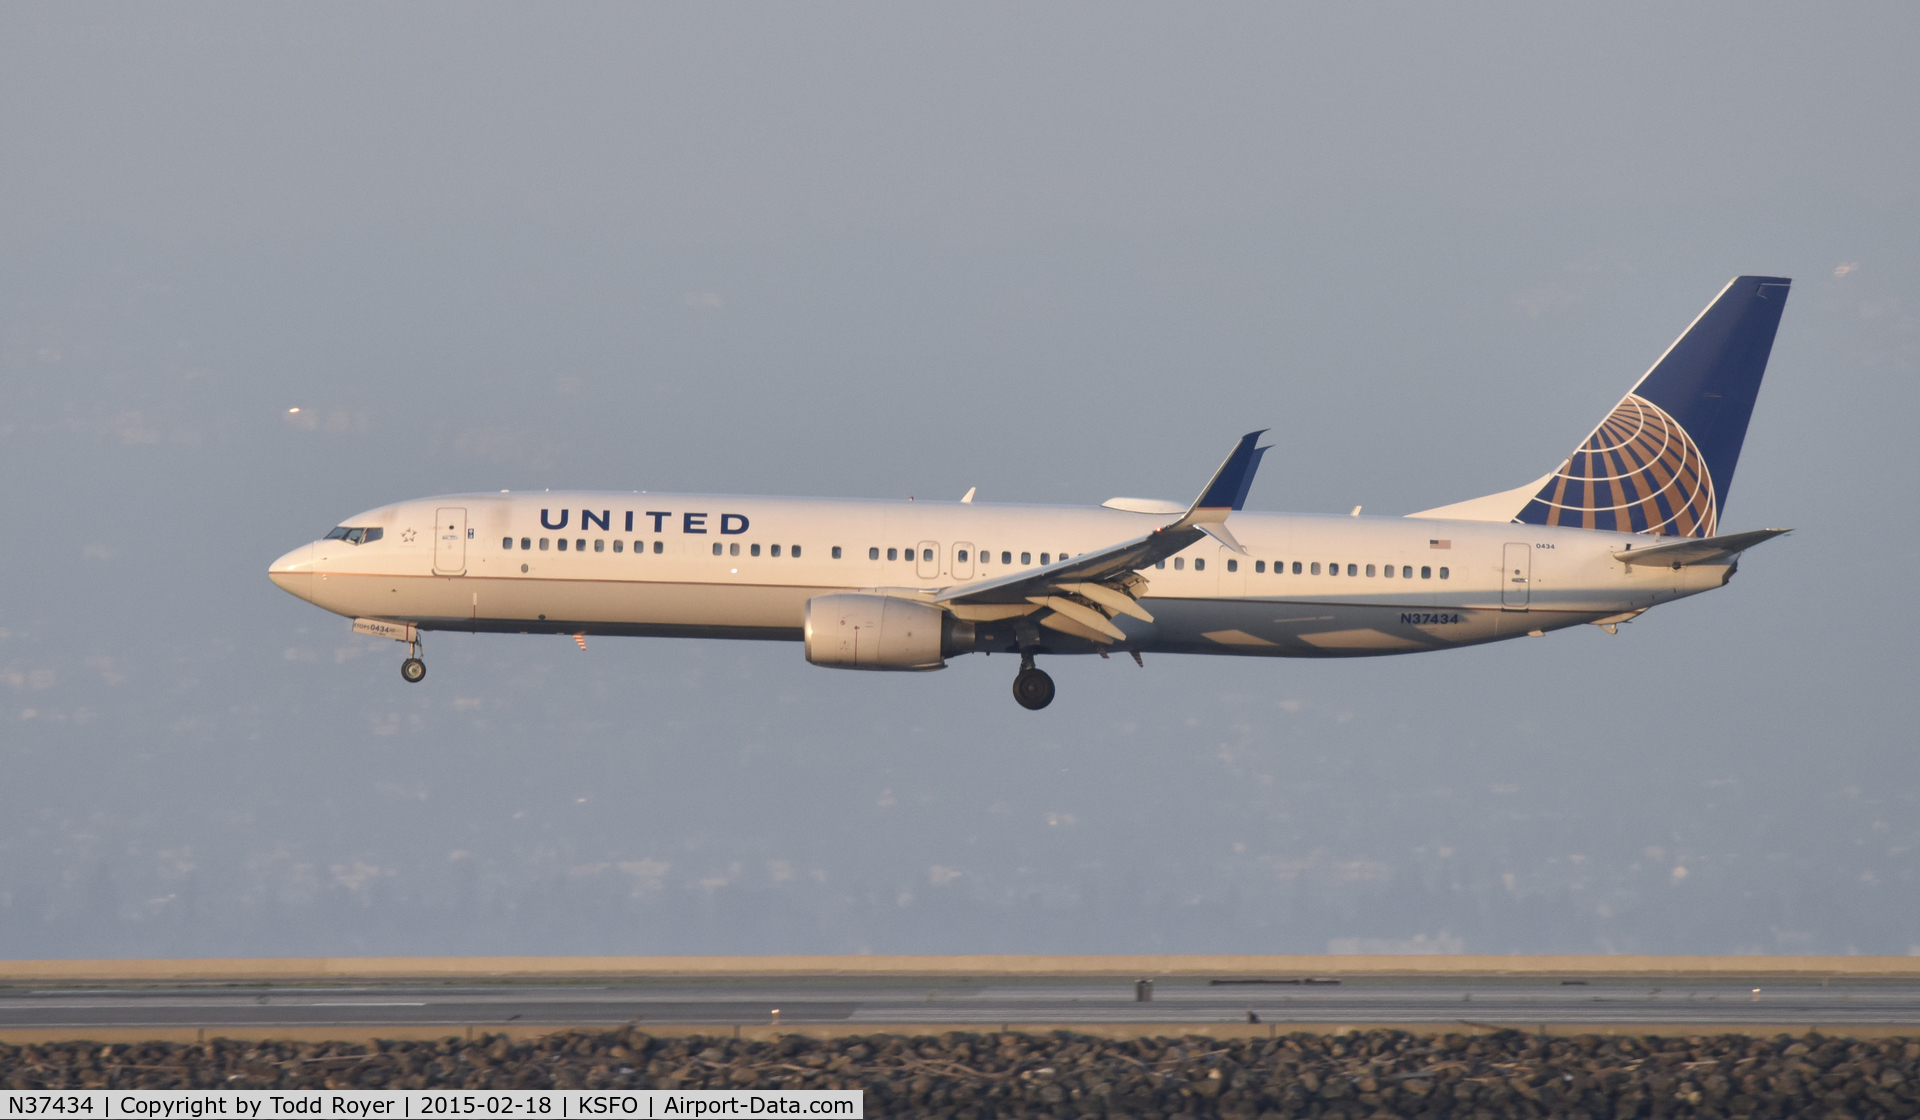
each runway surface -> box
[5,975,1919,1032]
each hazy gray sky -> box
[2,5,1916,959]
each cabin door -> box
[435,507,468,575]
[1501,542,1531,609]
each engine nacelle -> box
[803,593,973,671]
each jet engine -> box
[804,593,974,671]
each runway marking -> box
[306,1002,428,1007]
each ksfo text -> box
[584,1094,856,1116]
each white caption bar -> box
[3,1089,863,1118]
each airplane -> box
[270,275,1792,710]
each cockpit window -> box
[323,526,383,545]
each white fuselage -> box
[268,492,1731,658]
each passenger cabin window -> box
[557,539,568,551]
[750,543,761,557]
[1347,563,1357,576]
[791,545,801,558]
[613,540,623,553]
[730,543,741,556]
[1254,560,1265,573]
[539,538,550,550]
[956,549,968,563]
[833,546,843,559]
[1401,565,1412,578]
[1194,558,1205,571]
[1439,567,1450,579]
[1421,566,1432,579]
[1310,562,1320,574]
[576,539,586,551]
[868,547,879,560]
[923,548,934,562]
[502,537,513,549]
[652,540,664,554]
[1226,559,1237,573]
[1002,551,1012,565]
[886,547,897,561]
[1382,563,1392,578]
[1293,561,1303,574]
[769,544,780,557]
[1174,557,1185,570]
[595,539,606,553]
[1041,553,1050,565]
[520,537,531,550]
[712,543,723,556]
[1020,552,1031,565]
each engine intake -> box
[804,593,973,671]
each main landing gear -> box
[1012,654,1055,711]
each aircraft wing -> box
[935,524,1202,607]
[1613,527,1791,566]
[936,432,1268,638]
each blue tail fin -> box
[1516,276,1790,536]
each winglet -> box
[1172,431,1269,529]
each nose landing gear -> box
[1012,653,1054,711]
[400,634,426,684]
[349,618,429,684]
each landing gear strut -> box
[400,636,426,684]
[1012,653,1054,711]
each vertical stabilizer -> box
[1411,276,1789,536]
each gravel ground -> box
[4,1028,1918,1117]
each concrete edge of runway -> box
[2,1022,1915,1047]
[8,955,1920,985]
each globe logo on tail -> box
[1520,394,1716,537]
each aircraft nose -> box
[268,543,316,602]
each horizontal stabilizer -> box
[1613,527,1790,566]
[1102,497,1187,515]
